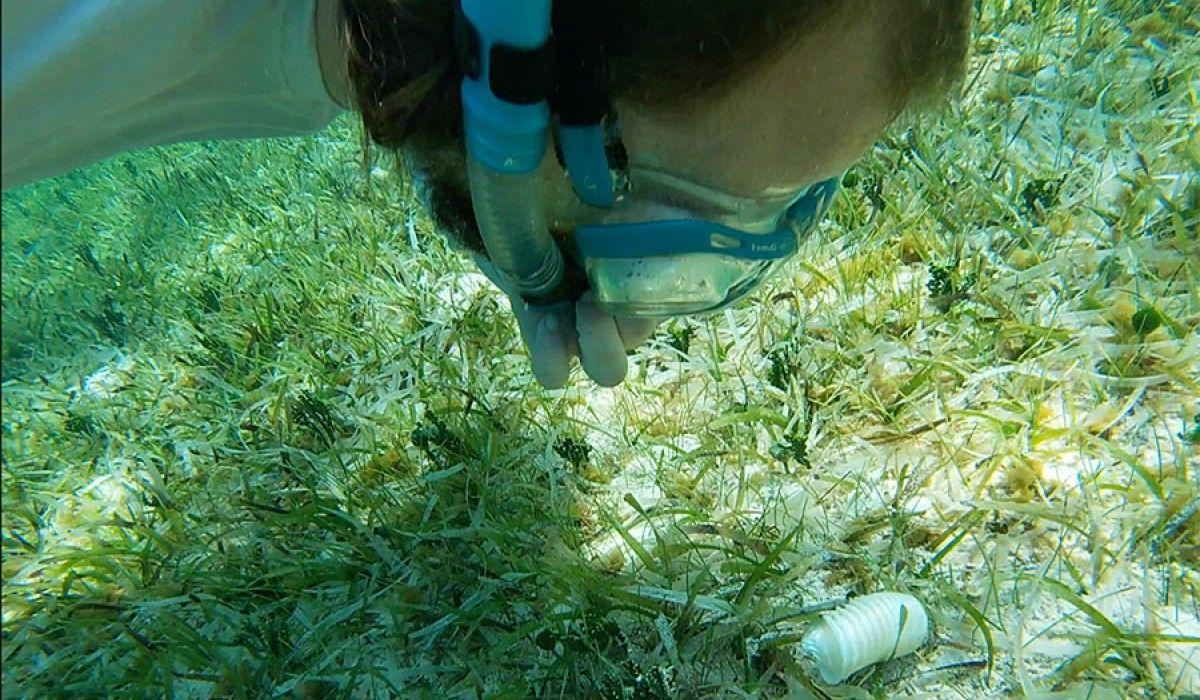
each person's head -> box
[339,0,972,254]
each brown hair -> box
[341,0,971,149]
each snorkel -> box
[458,0,572,306]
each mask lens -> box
[575,172,840,318]
[587,255,775,317]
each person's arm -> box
[2,0,345,191]
[316,0,352,109]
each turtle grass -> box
[3,1,1198,697]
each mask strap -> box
[576,220,801,260]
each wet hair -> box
[338,0,972,248]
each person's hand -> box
[474,256,657,388]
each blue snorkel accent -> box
[559,125,616,208]
[458,0,578,306]
[460,0,552,174]
[550,0,618,208]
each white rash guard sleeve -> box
[2,0,346,190]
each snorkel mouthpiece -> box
[459,0,570,305]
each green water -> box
[2,3,1197,697]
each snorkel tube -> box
[458,0,571,305]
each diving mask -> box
[571,167,840,317]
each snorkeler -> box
[2,0,972,388]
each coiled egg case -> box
[801,591,930,684]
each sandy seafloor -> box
[493,9,1200,696]
[3,3,1198,699]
